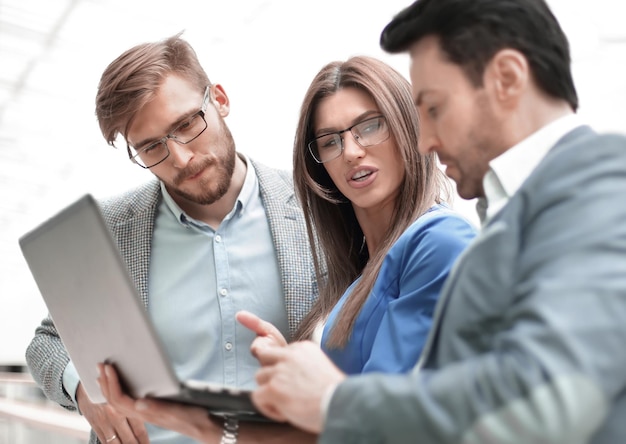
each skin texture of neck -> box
[354,197,436,257]
[500,87,575,152]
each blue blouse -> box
[321,205,476,375]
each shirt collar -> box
[236,153,258,216]
[481,114,585,221]
[160,152,258,228]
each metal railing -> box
[0,371,90,443]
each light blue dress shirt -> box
[145,159,288,443]
[321,205,476,375]
[59,158,297,443]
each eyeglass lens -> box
[310,116,388,163]
[132,113,206,168]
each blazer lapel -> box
[102,181,160,308]
[251,159,316,338]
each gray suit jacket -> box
[322,127,626,444]
[25,159,318,443]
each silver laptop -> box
[19,193,267,421]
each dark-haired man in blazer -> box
[244,1,626,443]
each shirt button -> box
[219,288,228,297]
[215,235,222,243]
[224,342,233,351]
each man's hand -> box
[76,381,148,443]
[97,364,223,444]
[251,340,347,434]
[236,310,288,351]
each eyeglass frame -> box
[307,115,390,164]
[126,85,212,169]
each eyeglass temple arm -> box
[202,85,212,111]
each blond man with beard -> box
[25,33,318,444]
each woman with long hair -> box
[270,55,476,374]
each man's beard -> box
[168,122,237,206]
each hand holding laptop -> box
[97,325,319,444]
[76,382,148,444]
[97,363,224,443]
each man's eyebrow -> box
[132,110,196,148]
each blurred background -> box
[0,0,625,441]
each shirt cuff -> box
[62,360,81,408]
[319,382,339,429]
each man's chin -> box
[182,193,219,206]
[443,168,461,188]
[443,170,476,200]
[455,181,483,200]
[181,181,231,206]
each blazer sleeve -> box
[320,134,626,444]
[25,315,76,410]
[24,181,159,413]
[361,213,476,373]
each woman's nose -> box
[341,133,366,162]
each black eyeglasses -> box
[307,115,390,164]
[127,86,211,169]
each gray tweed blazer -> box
[25,159,318,443]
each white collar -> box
[481,114,585,222]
